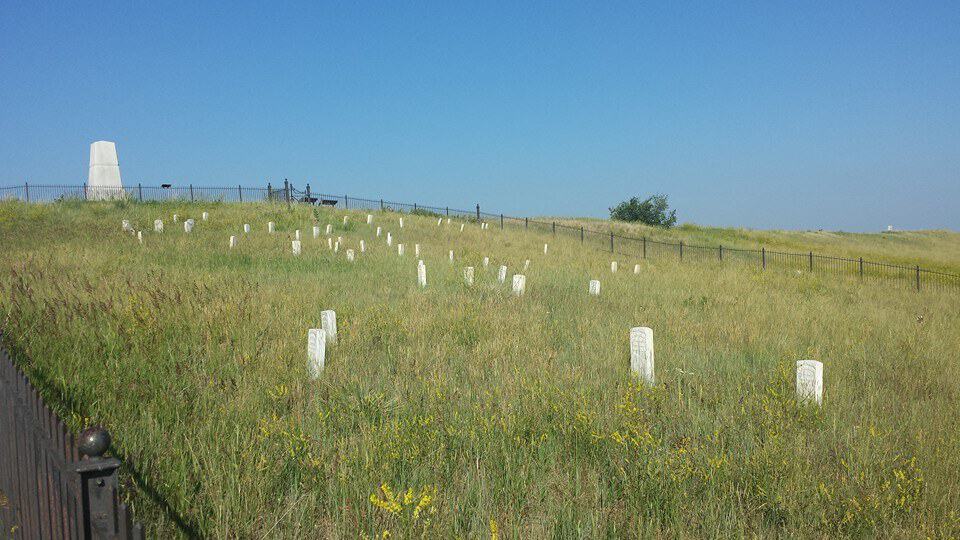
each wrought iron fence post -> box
[610,232,614,253]
[345,194,349,209]
[267,182,272,202]
[553,221,556,235]
[525,217,528,229]
[414,203,417,212]
[446,206,449,217]
[24,182,29,202]
[809,251,813,272]
[74,427,123,539]
[284,180,290,209]
[380,199,384,211]
[138,183,143,202]
[762,247,766,269]
[500,213,504,230]
[719,244,723,261]
[679,240,683,260]
[476,204,480,221]
[916,265,920,291]
[190,184,194,202]
[580,226,584,243]
[238,185,243,202]
[306,183,311,203]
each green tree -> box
[609,194,677,227]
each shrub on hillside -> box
[609,194,677,228]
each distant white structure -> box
[87,141,124,200]
[887,225,894,232]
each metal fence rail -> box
[2,182,958,292]
[0,339,143,539]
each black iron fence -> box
[0,339,143,539]
[2,182,958,292]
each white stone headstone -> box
[327,237,333,250]
[202,211,209,221]
[386,232,392,246]
[243,224,250,233]
[611,261,618,273]
[307,329,325,379]
[446,218,451,224]
[86,141,124,200]
[121,219,132,232]
[295,230,301,241]
[326,224,333,235]
[343,216,348,225]
[313,226,320,238]
[483,257,489,267]
[173,214,179,223]
[417,263,427,288]
[449,250,454,262]
[321,310,337,345]
[415,244,420,257]
[346,249,355,262]
[184,220,194,233]
[523,259,530,271]
[154,219,163,233]
[229,235,237,249]
[334,241,340,253]
[399,218,404,228]
[498,265,507,284]
[796,360,823,405]
[460,223,464,232]
[464,266,474,285]
[337,236,343,244]
[512,274,526,296]
[544,243,548,254]
[292,240,302,255]
[376,226,382,237]
[367,214,373,224]
[137,231,143,244]
[630,327,655,384]
[589,280,600,296]
[634,264,641,274]
[437,218,443,226]
[268,221,275,233]
[397,244,404,256]
[360,240,366,253]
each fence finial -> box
[78,426,111,458]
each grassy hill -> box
[1,199,958,537]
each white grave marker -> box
[307,329,325,379]
[417,263,427,288]
[327,237,333,250]
[321,310,337,345]
[346,249,355,262]
[154,219,163,233]
[498,265,507,283]
[229,235,237,249]
[367,214,373,224]
[334,241,340,253]
[137,231,143,244]
[446,218,451,224]
[634,264,641,274]
[415,244,420,257]
[360,240,366,253]
[399,217,404,228]
[268,221,275,233]
[483,257,489,267]
[544,243,548,254]
[523,259,530,271]
[184,220,194,233]
[460,223,464,232]
[121,219,132,232]
[630,327,655,385]
[337,236,343,244]
[202,211,209,221]
[173,214,179,223]
[437,218,443,226]
[611,261,618,273]
[449,250,454,262]
[326,224,333,235]
[397,244,404,256]
[295,230,301,241]
[589,280,601,296]
[292,240,302,255]
[464,266,474,285]
[376,226,382,237]
[313,226,320,238]
[796,360,823,405]
[512,274,526,296]
[243,223,250,233]
[386,232,392,246]
[343,216,348,225]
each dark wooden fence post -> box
[719,244,723,261]
[446,206,449,216]
[580,226,584,243]
[916,265,921,291]
[610,232,614,253]
[552,221,556,235]
[762,247,766,270]
[809,251,813,272]
[642,236,647,258]
[525,217,528,229]
[679,240,683,260]
[859,257,864,278]
[500,213,504,229]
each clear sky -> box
[1,1,957,231]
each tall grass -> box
[1,200,958,538]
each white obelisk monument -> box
[87,141,124,200]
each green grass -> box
[1,199,958,538]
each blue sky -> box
[1,1,957,231]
